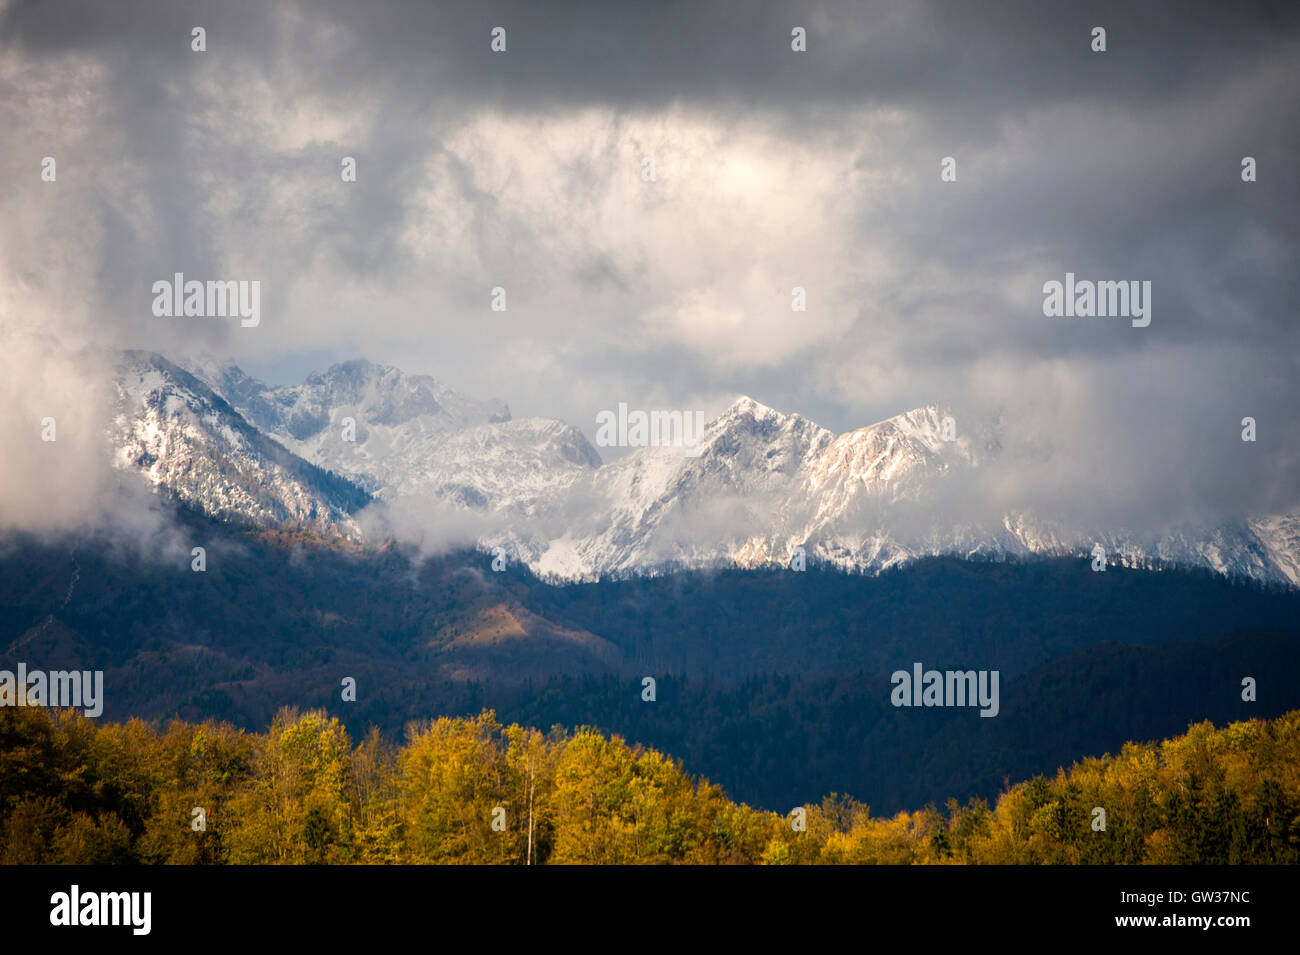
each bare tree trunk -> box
[526,768,535,866]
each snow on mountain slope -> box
[768,404,994,571]
[1245,515,1300,587]
[184,357,600,515]
[532,396,835,578]
[184,356,510,441]
[157,353,1300,587]
[112,352,370,538]
[382,417,602,509]
[534,399,1298,584]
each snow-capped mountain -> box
[731,403,1005,573]
[531,398,1299,586]
[113,352,1300,588]
[112,352,371,538]
[531,397,835,578]
[180,356,600,515]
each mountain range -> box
[107,350,1300,587]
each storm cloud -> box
[1,0,1297,537]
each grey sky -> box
[2,0,1297,533]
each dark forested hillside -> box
[484,628,1298,811]
[2,517,1297,813]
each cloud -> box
[1,0,1296,542]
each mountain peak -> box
[111,351,369,538]
[722,395,779,418]
[713,395,816,434]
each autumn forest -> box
[3,705,1298,865]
